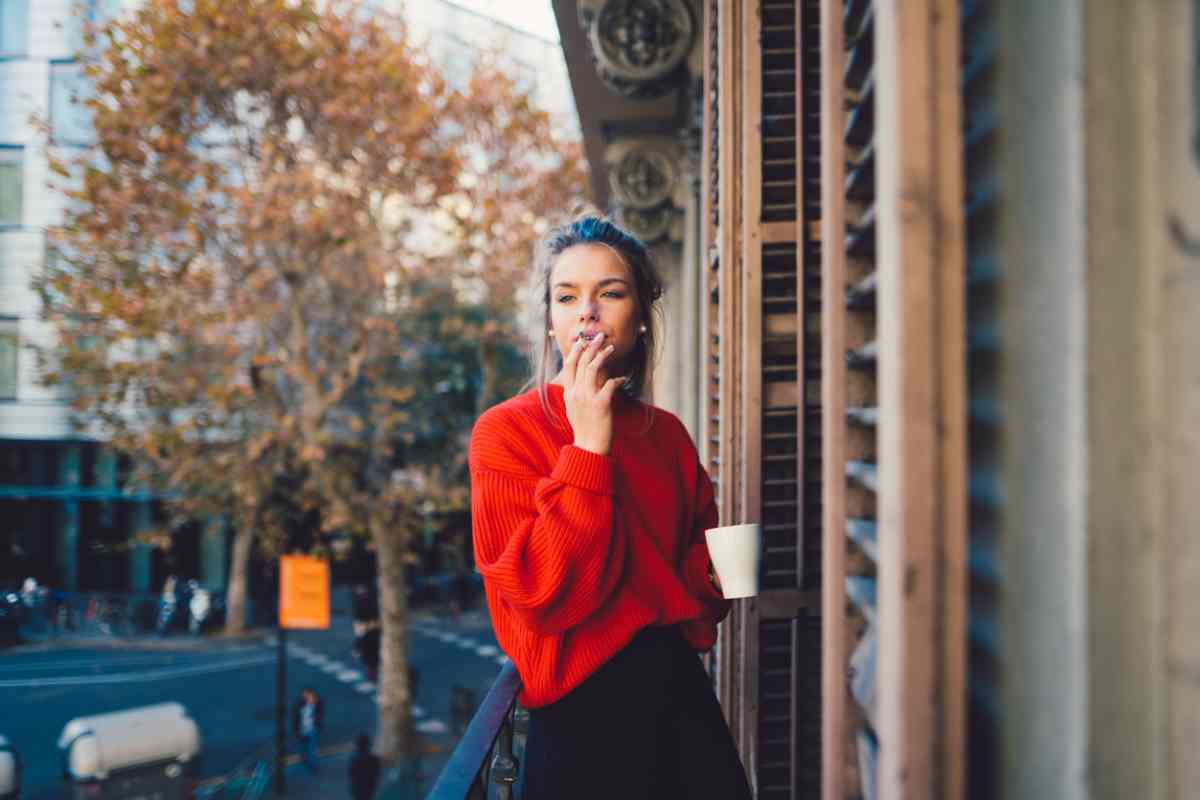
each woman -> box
[469,214,753,799]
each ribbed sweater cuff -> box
[685,540,725,601]
[552,445,613,495]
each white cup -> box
[704,523,762,599]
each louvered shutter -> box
[756,2,825,799]
[701,0,743,731]
[703,2,824,797]
[821,1,968,798]
[959,0,1000,796]
[819,1,880,794]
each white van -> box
[58,703,201,800]
[0,734,19,800]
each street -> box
[0,604,504,799]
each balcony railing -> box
[426,661,526,800]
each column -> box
[679,163,702,439]
[200,515,227,591]
[996,2,1088,798]
[55,443,81,592]
[93,447,117,589]
[129,501,153,593]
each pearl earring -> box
[548,329,554,338]
[639,324,647,334]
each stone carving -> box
[578,0,695,98]
[606,138,684,245]
[609,144,678,210]
[618,204,675,244]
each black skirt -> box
[520,625,753,800]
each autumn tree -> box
[444,52,589,414]
[36,0,584,760]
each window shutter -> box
[821,2,968,798]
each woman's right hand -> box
[562,332,624,455]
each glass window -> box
[50,62,93,145]
[0,0,29,58]
[0,318,17,401]
[67,0,124,56]
[0,148,21,225]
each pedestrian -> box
[291,687,324,774]
[347,733,381,800]
[469,213,753,800]
[351,584,378,629]
[353,625,380,683]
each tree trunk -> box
[477,337,498,418]
[224,515,255,635]
[372,517,412,762]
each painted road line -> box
[475,645,499,657]
[0,651,244,674]
[496,655,509,666]
[337,670,362,682]
[355,681,376,694]
[415,719,448,735]
[0,654,276,689]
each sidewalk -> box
[197,736,439,800]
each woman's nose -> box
[579,301,598,320]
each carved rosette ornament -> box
[618,205,675,244]
[610,146,678,210]
[608,143,680,243]
[578,0,696,99]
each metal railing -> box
[425,662,526,800]
[194,741,275,800]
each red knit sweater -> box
[469,384,730,708]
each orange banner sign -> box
[279,555,330,630]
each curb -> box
[6,630,271,654]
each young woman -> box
[469,214,753,799]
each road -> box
[0,604,504,799]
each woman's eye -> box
[603,291,625,299]
[556,295,575,303]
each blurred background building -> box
[0,0,574,595]
[0,0,159,595]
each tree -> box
[36,0,584,760]
[444,52,590,414]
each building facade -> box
[553,1,1200,798]
[0,0,172,594]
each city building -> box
[0,0,171,595]
[0,0,574,596]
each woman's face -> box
[549,244,640,380]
